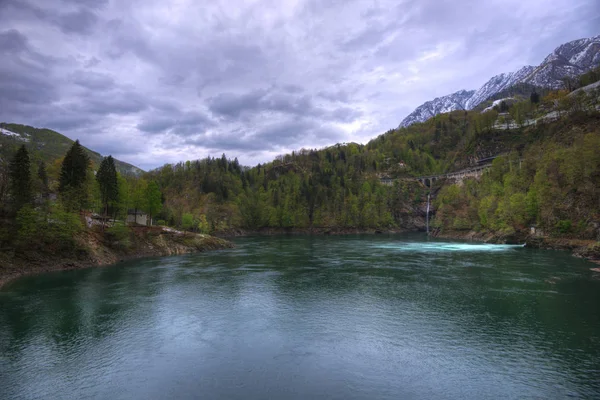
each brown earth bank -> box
[0,226,233,289]
[432,229,600,265]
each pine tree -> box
[530,91,540,104]
[38,161,49,201]
[59,140,90,211]
[9,145,32,210]
[96,156,119,217]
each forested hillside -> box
[148,72,600,240]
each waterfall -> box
[426,193,431,235]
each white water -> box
[373,242,526,252]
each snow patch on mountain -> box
[465,66,535,109]
[482,98,514,113]
[0,127,30,142]
[399,90,474,127]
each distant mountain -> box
[0,123,143,175]
[523,35,600,88]
[399,90,475,127]
[464,66,536,110]
[400,34,600,127]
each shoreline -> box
[3,227,598,289]
[432,229,600,265]
[0,228,233,290]
[214,227,410,238]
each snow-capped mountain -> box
[464,66,536,110]
[399,90,474,127]
[523,35,600,88]
[400,34,600,127]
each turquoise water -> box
[1,234,599,399]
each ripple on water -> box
[1,235,599,399]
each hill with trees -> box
[146,74,600,247]
[0,123,143,176]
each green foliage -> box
[433,124,600,239]
[37,161,49,200]
[145,181,162,225]
[105,222,131,249]
[577,66,600,88]
[555,220,572,234]
[128,178,148,214]
[181,213,195,232]
[197,214,210,234]
[59,140,90,211]
[16,205,82,249]
[9,145,32,210]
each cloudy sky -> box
[1,0,598,170]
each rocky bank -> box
[0,226,233,289]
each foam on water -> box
[373,242,525,252]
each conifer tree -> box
[38,161,49,201]
[96,156,119,217]
[9,145,32,210]
[530,91,540,104]
[58,140,90,210]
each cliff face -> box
[0,227,233,288]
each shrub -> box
[555,220,572,235]
[16,205,82,249]
[105,222,131,249]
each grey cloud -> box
[206,88,360,125]
[40,112,97,132]
[0,0,597,169]
[329,107,362,122]
[58,8,98,35]
[0,29,28,53]
[84,57,101,68]
[318,89,351,103]
[137,111,214,135]
[70,70,115,90]
[0,30,60,110]
[186,118,344,152]
[137,117,175,134]
[84,93,148,115]
[62,0,109,8]
[207,90,267,119]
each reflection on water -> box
[1,234,599,400]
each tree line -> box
[2,140,163,250]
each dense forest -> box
[147,69,600,239]
[1,68,599,250]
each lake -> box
[1,234,599,399]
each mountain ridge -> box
[400,34,600,127]
[0,123,144,175]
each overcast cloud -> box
[0,0,598,170]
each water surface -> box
[1,234,599,399]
